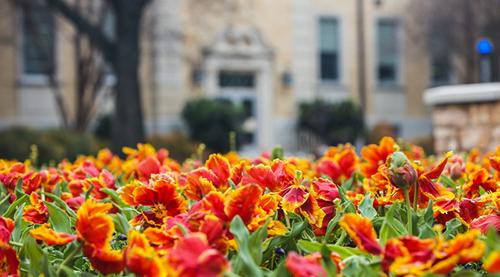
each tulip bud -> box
[387,152,417,189]
[447,155,465,180]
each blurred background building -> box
[0,0,499,156]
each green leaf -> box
[228,179,237,190]
[46,201,72,233]
[320,244,337,277]
[443,218,464,239]
[112,213,130,235]
[42,254,57,277]
[262,220,308,262]
[324,211,342,243]
[297,240,367,259]
[423,200,434,225]
[268,260,291,277]
[485,227,500,253]
[58,265,80,277]
[418,223,436,239]
[10,202,27,243]
[3,194,28,218]
[342,176,355,192]
[21,235,45,275]
[450,270,481,277]
[248,219,269,265]
[229,216,264,277]
[379,203,407,243]
[44,192,77,219]
[0,194,11,214]
[100,187,128,208]
[359,194,377,220]
[439,175,456,189]
[15,178,25,199]
[341,256,379,277]
[84,184,94,199]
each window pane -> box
[319,18,339,81]
[320,53,338,80]
[219,72,255,88]
[320,18,338,52]
[22,5,54,75]
[430,36,451,84]
[377,20,399,83]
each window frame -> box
[17,4,57,86]
[375,17,402,89]
[317,16,342,84]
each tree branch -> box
[43,0,115,63]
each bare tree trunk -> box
[111,3,145,150]
[462,0,477,83]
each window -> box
[21,5,55,76]
[377,19,399,85]
[218,72,255,88]
[429,36,451,85]
[319,18,339,82]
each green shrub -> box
[298,100,364,145]
[147,132,198,162]
[0,127,104,165]
[182,98,244,152]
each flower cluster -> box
[0,137,498,276]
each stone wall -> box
[432,101,500,153]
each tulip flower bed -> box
[0,137,499,276]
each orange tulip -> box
[316,144,358,183]
[286,251,342,277]
[125,230,168,277]
[281,184,326,228]
[83,245,125,275]
[30,224,76,246]
[339,213,382,255]
[167,233,229,277]
[203,183,262,225]
[76,199,114,248]
[361,137,397,178]
[124,174,187,225]
[0,217,15,244]
[76,199,124,274]
[23,192,48,224]
[0,241,20,277]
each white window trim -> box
[16,5,57,86]
[374,16,404,89]
[317,15,343,86]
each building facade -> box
[0,0,438,151]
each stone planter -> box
[424,83,500,153]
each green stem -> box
[403,188,413,235]
[0,194,11,207]
[9,241,23,247]
[57,244,82,275]
[284,212,291,229]
[335,231,347,246]
[413,182,419,211]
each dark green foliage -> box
[93,114,113,140]
[182,98,245,152]
[0,127,104,164]
[148,132,197,162]
[298,100,364,145]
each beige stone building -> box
[0,0,440,151]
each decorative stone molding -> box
[424,83,500,153]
